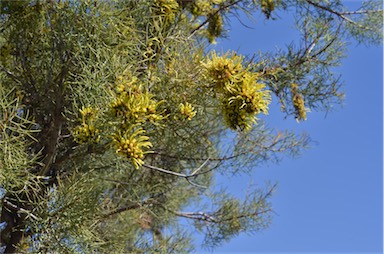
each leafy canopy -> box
[0,0,381,253]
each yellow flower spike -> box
[203,51,245,91]
[113,128,153,169]
[80,106,95,120]
[111,75,166,126]
[292,93,307,121]
[204,53,272,131]
[179,102,197,121]
[73,106,100,144]
[73,123,100,144]
[147,104,156,114]
[261,0,276,19]
[207,9,223,43]
[191,0,213,16]
[290,83,308,121]
[153,0,180,23]
[290,83,299,91]
[116,84,126,94]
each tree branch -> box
[189,0,242,37]
[0,65,23,84]
[100,199,156,220]
[339,9,382,15]
[305,0,379,31]
[143,157,211,179]
[142,159,210,188]
[3,199,39,221]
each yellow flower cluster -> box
[260,0,277,19]
[188,1,225,43]
[153,0,180,23]
[179,102,197,121]
[110,74,165,168]
[207,9,223,43]
[73,106,100,144]
[291,83,307,121]
[111,75,165,126]
[190,0,213,16]
[203,52,243,90]
[113,128,152,169]
[204,52,271,131]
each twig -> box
[3,199,39,221]
[100,203,142,219]
[340,9,382,15]
[0,65,23,84]
[168,210,218,223]
[143,163,187,178]
[190,158,210,176]
[142,158,211,188]
[189,0,242,38]
[305,0,379,31]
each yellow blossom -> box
[290,83,308,121]
[204,52,271,131]
[110,75,165,125]
[207,9,223,43]
[153,0,180,23]
[113,128,153,169]
[179,102,197,120]
[202,51,244,91]
[80,106,96,120]
[73,106,100,143]
[73,123,100,144]
[191,0,213,16]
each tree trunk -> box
[0,106,64,253]
[0,197,26,253]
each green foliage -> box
[27,171,104,253]
[194,184,275,248]
[0,87,40,196]
[0,0,381,253]
[344,1,383,45]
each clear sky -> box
[197,2,382,254]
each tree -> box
[0,0,381,252]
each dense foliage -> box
[0,0,381,253]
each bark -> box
[0,198,26,253]
[0,105,64,253]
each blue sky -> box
[199,3,382,254]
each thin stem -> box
[189,0,242,37]
[305,0,379,31]
[3,199,39,220]
[0,65,23,84]
[339,9,382,15]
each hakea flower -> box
[115,76,138,94]
[113,128,153,169]
[153,0,180,23]
[203,52,271,131]
[73,123,100,144]
[236,73,270,112]
[73,106,100,144]
[290,83,308,121]
[110,75,166,125]
[261,0,276,19]
[179,102,197,121]
[190,0,213,16]
[79,106,95,119]
[207,9,223,43]
[202,52,244,90]
[222,99,254,131]
[222,81,270,131]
